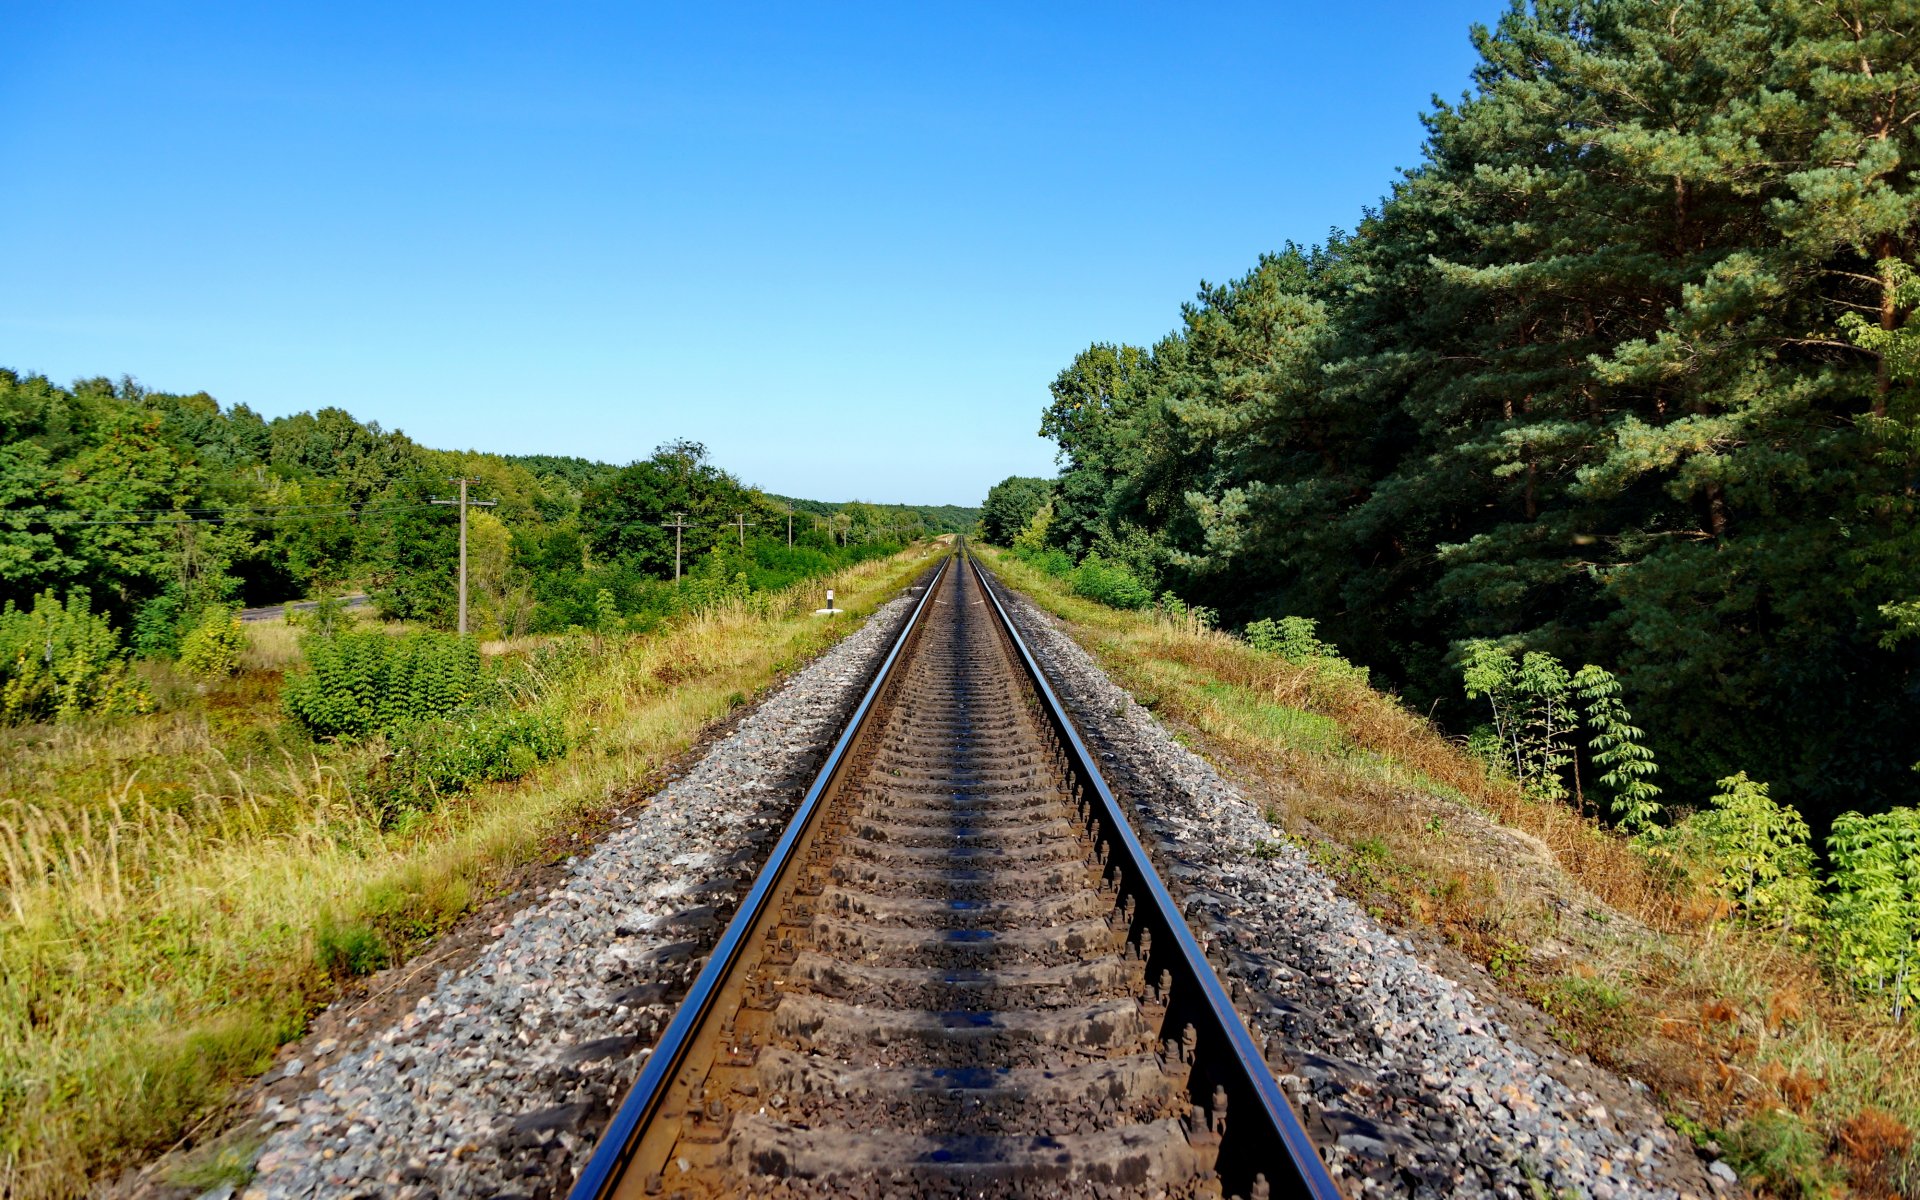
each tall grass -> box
[0,545,939,1199]
[981,546,1920,1199]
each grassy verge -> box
[979,545,1920,1200]
[0,544,940,1199]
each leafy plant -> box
[1573,663,1662,832]
[1827,807,1920,1021]
[1685,773,1820,937]
[1070,552,1152,609]
[0,590,153,725]
[1461,640,1524,779]
[282,629,484,739]
[176,606,247,679]
[1246,615,1333,659]
[1011,502,1053,555]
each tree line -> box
[0,370,972,659]
[985,0,1920,839]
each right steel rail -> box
[970,552,1342,1200]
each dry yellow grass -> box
[981,546,1920,1199]
[0,546,939,1200]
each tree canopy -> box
[1006,0,1920,833]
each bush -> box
[1677,772,1820,937]
[177,607,247,679]
[0,589,152,725]
[1722,1109,1843,1199]
[1826,807,1920,1020]
[283,630,483,739]
[132,589,185,658]
[1246,615,1336,659]
[1070,553,1152,609]
[1014,546,1074,577]
[314,917,388,978]
[368,708,570,824]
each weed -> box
[973,546,1920,1199]
[315,918,388,978]
[0,546,937,1198]
[1724,1109,1843,1199]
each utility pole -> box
[661,511,692,581]
[729,512,760,547]
[786,513,793,548]
[431,478,497,635]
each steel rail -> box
[567,551,951,1200]
[969,551,1342,1200]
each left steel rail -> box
[566,550,951,1200]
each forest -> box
[986,0,1920,840]
[0,367,973,658]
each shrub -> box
[1573,663,1662,832]
[1246,615,1335,659]
[314,917,388,978]
[368,708,570,824]
[1070,552,1152,609]
[1826,807,1920,1021]
[1680,772,1820,936]
[283,630,483,739]
[1246,615,1370,688]
[0,589,152,724]
[132,588,185,658]
[176,606,247,679]
[1722,1109,1843,1199]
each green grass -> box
[1195,681,1346,757]
[0,544,940,1199]
[976,543,1920,1199]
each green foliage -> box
[1011,504,1053,555]
[1683,773,1820,936]
[1721,1109,1843,1200]
[176,607,246,679]
[0,590,152,725]
[593,588,620,634]
[1244,615,1369,688]
[314,917,388,978]
[980,476,1052,545]
[1826,807,1920,1021]
[282,630,483,739]
[1246,616,1333,660]
[1573,664,1663,833]
[1461,643,1663,820]
[381,708,569,813]
[1069,552,1152,609]
[132,588,184,659]
[1026,0,1920,835]
[1514,653,1576,806]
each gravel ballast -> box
[243,567,1718,1200]
[244,591,921,1200]
[988,578,1718,1200]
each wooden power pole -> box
[730,512,760,547]
[431,478,497,635]
[661,511,693,581]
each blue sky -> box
[2,2,1493,505]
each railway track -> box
[570,547,1338,1200]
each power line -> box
[0,501,444,528]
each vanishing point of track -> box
[569,547,1339,1199]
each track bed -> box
[575,552,1333,1200]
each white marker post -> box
[826,588,835,613]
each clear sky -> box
[2,2,1493,506]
